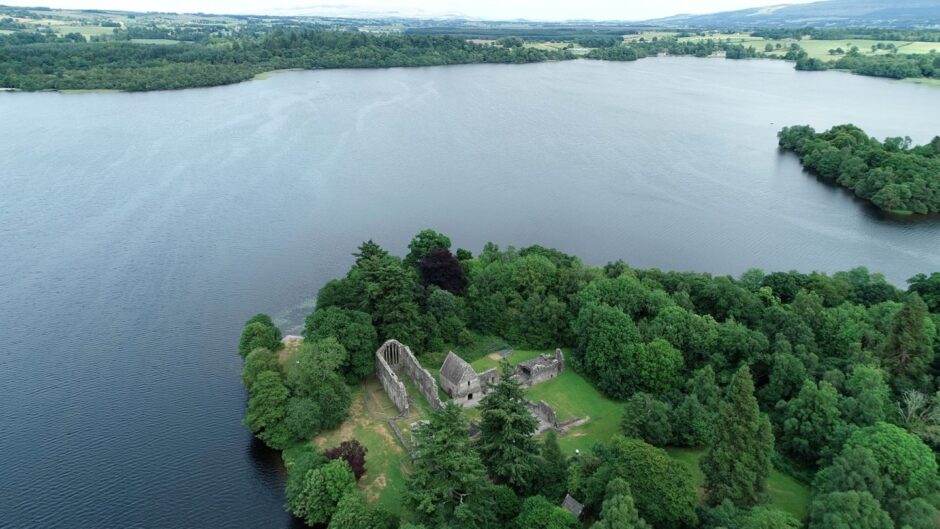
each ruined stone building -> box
[438,351,498,408]
[375,339,444,416]
[513,349,565,387]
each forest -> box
[239,230,940,529]
[0,30,570,91]
[778,124,940,215]
[3,18,940,91]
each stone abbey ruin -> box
[375,339,444,416]
[375,339,576,435]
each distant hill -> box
[649,0,940,28]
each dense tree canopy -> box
[241,233,940,528]
[0,29,572,91]
[779,124,940,214]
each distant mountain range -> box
[648,0,940,28]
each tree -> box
[513,495,580,529]
[591,478,650,529]
[776,380,850,466]
[244,370,293,449]
[633,339,683,395]
[405,229,452,268]
[356,254,425,346]
[882,294,935,390]
[758,351,808,408]
[738,507,801,529]
[283,397,322,440]
[325,439,368,481]
[807,491,893,529]
[238,317,281,358]
[671,394,711,446]
[241,347,281,388]
[298,459,357,526]
[478,362,538,493]
[420,248,467,295]
[407,403,493,528]
[895,389,940,444]
[352,239,388,266]
[838,422,939,516]
[573,303,642,398]
[304,307,378,383]
[536,431,569,502]
[606,437,698,528]
[621,393,673,447]
[840,365,890,426]
[815,445,887,506]
[701,366,774,507]
[285,448,327,519]
[328,492,393,529]
[908,272,940,312]
[286,339,352,430]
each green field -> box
[677,32,939,61]
[311,377,411,515]
[54,24,118,37]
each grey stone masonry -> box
[375,339,444,416]
[514,349,565,388]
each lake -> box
[1,57,938,528]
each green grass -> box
[312,377,410,516]
[667,448,811,520]
[54,24,117,37]
[527,369,624,454]
[470,348,544,372]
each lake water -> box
[1,57,938,528]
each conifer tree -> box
[407,403,494,528]
[591,478,650,529]
[538,430,569,502]
[882,294,935,390]
[701,366,774,507]
[478,361,538,493]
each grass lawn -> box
[54,24,117,37]
[527,369,624,455]
[311,377,410,516]
[667,448,811,520]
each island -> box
[238,229,940,529]
[779,124,940,215]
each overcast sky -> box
[4,0,818,21]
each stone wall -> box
[515,349,565,388]
[376,346,409,415]
[527,399,561,434]
[375,339,443,414]
[398,343,445,411]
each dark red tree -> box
[419,248,467,295]
[325,439,368,481]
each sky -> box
[3,0,819,21]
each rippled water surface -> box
[1,58,939,527]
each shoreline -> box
[3,56,939,95]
